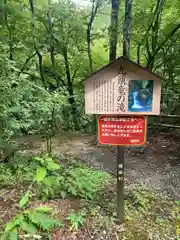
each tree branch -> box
[72,67,79,83]
[62,45,71,86]
[19,52,36,75]
[155,23,180,54]
[44,68,67,87]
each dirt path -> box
[19,132,180,200]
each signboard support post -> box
[97,115,147,223]
[117,145,124,222]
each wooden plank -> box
[149,123,180,128]
[153,114,180,118]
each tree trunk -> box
[87,0,102,74]
[123,0,133,58]
[48,0,56,75]
[87,0,101,133]
[87,26,93,74]
[109,0,120,62]
[63,46,79,130]
[28,0,46,86]
[67,87,80,131]
[4,0,14,60]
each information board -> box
[85,59,161,115]
[98,116,147,146]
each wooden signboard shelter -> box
[84,56,162,223]
[85,56,161,116]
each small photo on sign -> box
[128,80,154,112]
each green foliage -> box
[0,164,15,187]
[64,167,109,199]
[39,165,109,200]
[66,210,86,231]
[0,155,35,187]
[19,191,32,208]
[0,0,180,139]
[0,152,178,239]
[125,185,157,215]
[32,155,61,199]
[0,153,109,201]
[29,154,110,200]
[34,156,60,172]
[0,153,110,238]
[0,154,63,240]
[85,183,178,240]
[103,216,115,230]
[58,166,107,199]
[27,210,63,231]
[1,207,63,240]
[1,1,180,238]
[34,167,47,183]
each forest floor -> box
[19,129,180,200]
[0,130,179,239]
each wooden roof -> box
[85,56,163,81]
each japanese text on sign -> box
[117,65,126,112]
[98,116,147,146]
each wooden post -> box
[116,0,132,222]
[116,146,124,222]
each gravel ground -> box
[81,147,180,200]
[68,133,180,200]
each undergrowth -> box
[0,154,179,240]
[86,183,179,240]
[0,154,109,201]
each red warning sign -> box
[98,116,147,146]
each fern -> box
[64,167,109,199]
[27,211,63,231]
[20,221,37,234]
[66,211,85,230]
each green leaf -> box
[45,157,53,162]
[0,231,9,240]
[19,192,30,208]
[20,221,37,234]
[34,206,52,213]
[66,211,85,230]
[5,218,21,232]
[44,176,56,186]
[28,212,63,230]
[34,157,43,163]
[9,228,18,240]
[47,162,60,171]
[34,167,47,182]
